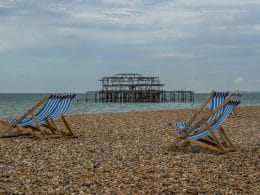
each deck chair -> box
[175,91,230,130]
[172,94,240,153]
[43,94,76,136]
[0,94,76,139]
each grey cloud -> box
[0,0,260,92]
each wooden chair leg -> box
[0,122,13,138]
[202,135,218,145]
[209,129,226,153]
[185,138,223,153]
[45,118,58,134]
[49,118,62,135]
[61,115,73,136]
[205,122,226,153]
[2,125,44,139]
[178,140,191,148]
[218,126,236,149]
[30,112,49,139]
[172,137,184,148]
[0,120,32,138]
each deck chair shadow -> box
[171,92,241,153]
[0,94,76,139]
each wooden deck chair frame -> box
[173,94,239,153]
[0,94,74,139]
[184,91,216,127]
[43,115,74,137]
[39,95,75,137]
[177,91,241,130]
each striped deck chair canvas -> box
[171,92,241,153]
[175,91,230,131]
[43,94,76,137]
[0,94,76,139]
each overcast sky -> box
[0,0,259,93]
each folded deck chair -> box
[172,94,240,153]
[0,94,76,139]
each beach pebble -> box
[0,106,259,194]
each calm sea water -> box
[0,92,259,118]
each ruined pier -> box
[86,74,194,103]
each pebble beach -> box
[0,106,259,194]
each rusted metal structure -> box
[85,73,195,103]
[99,73,164,102]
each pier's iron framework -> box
[99,73,163,102]
[86,73,194,103]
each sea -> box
[0,92,259,118]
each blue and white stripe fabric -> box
[175,92,229,131]
[207,92,229,122]
[12,95,61,126]
[176,101,240,140]
[50,94,75,118]
[7,94,76,126]
[7,95,59,125]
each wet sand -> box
[0,106,259,194]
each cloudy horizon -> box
[0,0,260,93]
